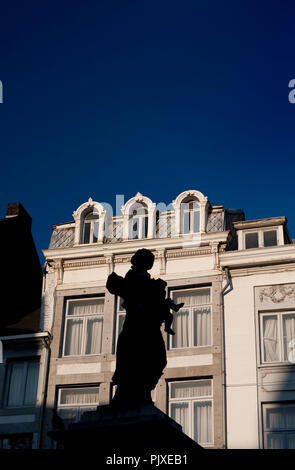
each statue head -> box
[131,248,154,271]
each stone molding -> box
[259,284,295,303]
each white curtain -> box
[172,290,211,348]
[174,289,210,307]
[85,317,103,354]
[194,307,211,346]
[190,289,210,305]
[172,310,189,348]
[68,299,104,316]
[283,314,295,361]
[288,434,295,449]
[118,313,126,336]
[7,363,24,406]
[171,380,211,399]
[285,406,295,428]
[173,293,190,306]
[194,401,212,444]
[265,405,295,448]
[24,362,39,405]
[171,403,189,436]
[266,433,284,449]
[65,299,104,356]
[266,407,285,429]
[64,318,83,356]
[193,209,200,233]
[60,387,99,405]
[263,316,279,362]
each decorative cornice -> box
[114,254,133,264]
[166,247,211,258]
[220,244,295,269]
[43,231,229,260]
[63,258,107,269]
[228,262,295,277]
[233,217,286,230]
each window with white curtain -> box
[169,288,212,349]
[57,386,99,425]
[169,379,213,446]
[113,297,126,353]
[63,298,104,357]
[263,403,295,448]
[181,200,200,234]
[260,311,295,363]
[4,360,39,407]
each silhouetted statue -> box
[52,409,65,430]
[106,248,183,407]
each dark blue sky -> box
[1,0,295,262]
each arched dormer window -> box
[172,190,209,236]
[82,210,99,244]
[128,203,148,240]
[121,192,156,240]
[181,198,200,234]
[72,198,107,246]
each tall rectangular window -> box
[5,360,39,407]
[169,380,213,446]
[263,403,295,448]
[260,312,295,363]
[170,288,211,349]
[63,298,104,357]
[57,386,99,425]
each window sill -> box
[257,362,295,370]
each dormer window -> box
[128,203,148,240]
[82,211,99,244]
[181,200,200,234]
[172,190,209,237]
[244,229,278,250]
[234,217,287,251]
[73,199,107,246]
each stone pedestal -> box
[48,404,203,464]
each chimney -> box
[6,202,32,229]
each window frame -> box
[168,379,214,446]
[82,212,99,244]
[262,402,295,449]
[57,385,99,424]
[3,359,40,408]
[180,200,201,235]
[242,227,278,250]
[128,206,148,240]
[168,287,212,350]
[113,296,126,353]
[62,297,104,358]
[259,310,295,364]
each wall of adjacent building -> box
[223,269,295,448]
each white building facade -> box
[40,190,295,449]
